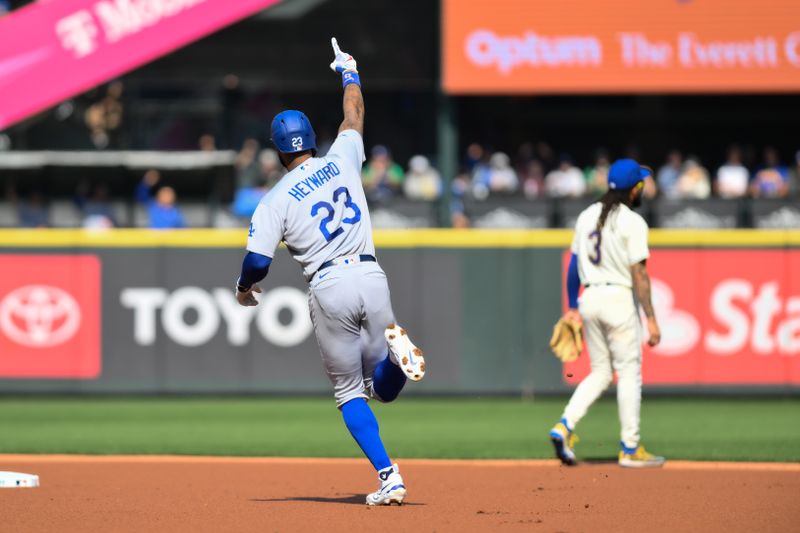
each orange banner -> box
[443,0,800,94]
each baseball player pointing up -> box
[234,38,425,505]
[550,159,665,468]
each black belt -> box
[317,254,376,274]
[584,283,621,288]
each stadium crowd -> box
[226,139,798,207]
[3,136,799,229]
[217,139,800,227]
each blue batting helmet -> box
[270,110,317,155]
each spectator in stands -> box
[451,209,470,229]
[18,191,48,228]
[450,171,471,227]
[584,150,610,196]
[715,145,750,199]
[451,171,470,200]
[751,147,790,198]
[545,155,585,198]
[135,170,185,229]
[535,141,557,174]
[515,142,535,171]
[643,172,659,200]
[362,145,404,203]
[520,159,545,199]
[464,143,486,173]
[657,150,683,198]
[198,134,217,152]
[258,148,285,187]
[219,74,242,149]
[676,157,711,199]
[75,183,117,228]
[794,150,800,195]
[231,176,270,218]
[84,81,124,149]
[403,155,442,201]
[234,137,261,188]
[472,152,519,199]
[466,144,490,200]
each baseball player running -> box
[234,38,425,505]
[549,159,665,468]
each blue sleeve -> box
[238,251,272,289]
[566,253,580,309]
[135,181,152,204]
[231,189,249,217]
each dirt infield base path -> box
[1,456,798,533]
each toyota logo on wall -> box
[0,285,82,348]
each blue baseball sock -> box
[372,354,407,402]
[341,398,392,471]
[621,442,638,455]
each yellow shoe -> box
[549,420,579,466]
[618,445,665,468]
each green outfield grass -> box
[0,397,797,462]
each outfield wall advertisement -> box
[565,250,800,386]
[442,0,800,94]
[0,230,798,394]
[0,255,101,378]
[0,243,466,394]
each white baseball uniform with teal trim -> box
[247,130,396,406]
[562,202,649,449]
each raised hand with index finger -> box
[329,37,358,74]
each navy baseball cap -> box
[607,159,652,190]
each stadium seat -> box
[0,202,17,227]
[49,201,83,228]
[213,209,249,229]
[181,203,212,227]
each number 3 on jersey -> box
[311,187,362,242]
[588,230,602,265]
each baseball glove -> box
[549,315,583,363]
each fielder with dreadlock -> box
[549,159,665,468]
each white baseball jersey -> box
[570,202,649,288]
[247,129,373,279]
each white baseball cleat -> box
[385,323,425,381]
[366,464,406,506]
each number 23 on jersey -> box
[311,186,361,242]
